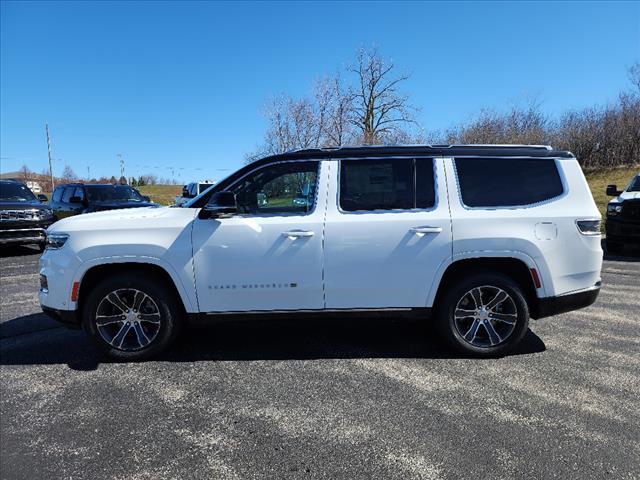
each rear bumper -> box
[41,306,81,329]
[534,283,600,319]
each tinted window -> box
[85,185,145,203]
[0,182,37,202]
[230,161,318,215]
[340,158,435,212]
[52,186,64,202]
[73,187,85,201]
[455,158,563,207]
[415,159,436,209]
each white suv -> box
[39,145,603,360]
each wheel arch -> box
[429,255,542,317]
[76,260,194,316]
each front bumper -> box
[534,282,601,319]
[605,217,640,244]
[0,227,47,245]
[41,306,81,329]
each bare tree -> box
[61,165,77,183]
[629,61,640,92]
[349,47,417,144]
[19,165,31,182]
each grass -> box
[137,184,182,206]
[584,166,639,220]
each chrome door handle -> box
[410,226,443,235]
[282,230,315,238]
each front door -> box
[323,157,452,309]
[192,160,326,313]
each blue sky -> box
[1,1,639,181]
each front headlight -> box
[40,208,54,220]
[45,233,69,250]
[607,203,622,216]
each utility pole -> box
[87,166,90,181]
[45,123,55,190]
[118,154,125,183]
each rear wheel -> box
[82,272,181,360]
[436,273,529,357]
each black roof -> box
[260,144,574,164]
[56,183,135,188]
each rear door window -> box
[455,158,563,207]
[339,158,435,212]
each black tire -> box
[606,239,623,254]
[435,272,529,357]
[82,272,182,360]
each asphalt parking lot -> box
[1,246,639,480]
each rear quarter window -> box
[455,158,564,207]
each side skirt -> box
[186,307,432,327]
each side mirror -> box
[199,191,237,219]
[37,194,48,203]
[182,186,189,197]
[606,184,622,196]
[142,195,151,202]
[69,196,83,204]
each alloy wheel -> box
[453,285,518,348]
[95,288,162,351]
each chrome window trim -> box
[451,156,568,211]
[336,156,440,215]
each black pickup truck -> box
[605,173,640,253]
[0,179,55,251]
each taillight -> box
[576,219,601,235]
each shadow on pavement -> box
[0,314,546,370]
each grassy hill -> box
[586,166,638,219]
[137,184,182,206]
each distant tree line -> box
[17,164,179,189]
[251,48,639,171]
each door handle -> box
[410,226,443,235]
[282,230,315,238]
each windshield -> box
[0,182,37,202]
[626,175,640,192]
[85,185,145,203]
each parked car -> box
[40,145,602,360]
[50,183,158,219]
[605,173,640,253]
[0,179,54,250]
[175,181,215,206]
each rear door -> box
[323,157,452,309]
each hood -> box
[84,201,158,212]
[0,200,48,210]
[48,205,197,233]
[609,191,640,204]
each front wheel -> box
[82,273,181,360]
[435,273,530,357]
